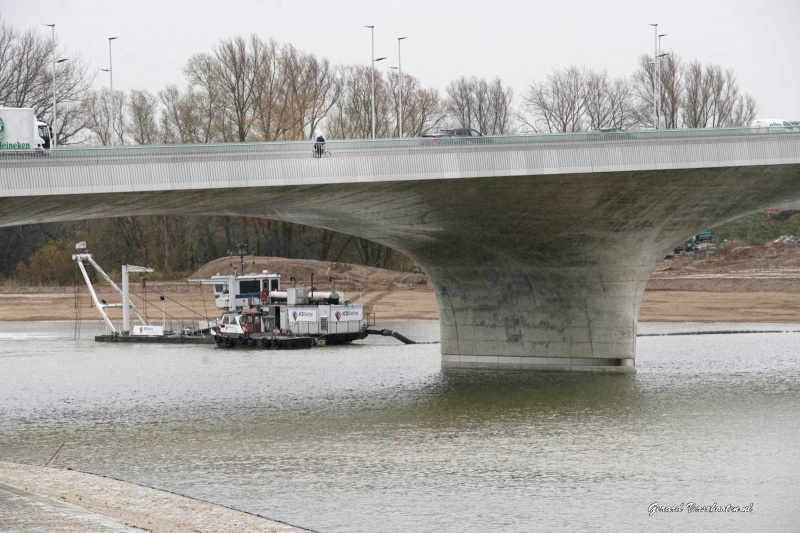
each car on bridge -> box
[420,128,492,146]
[586,128,636,141]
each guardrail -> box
[1,126,798,162]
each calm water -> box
[1,320,799,532]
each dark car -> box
[587,128,636,141]
[420,128,491,145]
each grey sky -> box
[4,0,799,121]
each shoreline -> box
[0,460,311,532]
[3,283,800,324]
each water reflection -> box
[1,321,799,532]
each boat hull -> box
[214,333,314,350]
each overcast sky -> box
[4,0,799,121]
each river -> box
[1,320,799,532]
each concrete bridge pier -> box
[420,258,642,373]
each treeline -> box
[5,217,412,285]
[0,17,760,282]
[1,16,760,145]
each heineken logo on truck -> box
[0,110,35,150]
[1,116,32,150]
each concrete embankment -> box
[0,460,312,533]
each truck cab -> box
[37,121,52,149]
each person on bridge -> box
[314,134,326,158]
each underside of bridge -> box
[1,163,799,372]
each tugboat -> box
[193,270,373,349]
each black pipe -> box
[366,328,416,344]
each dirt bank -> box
[2,243,800,323]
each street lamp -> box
[52,58,69,147]
[100,67,112,144]
[373,56,386,138]
[108,36,118,146]
[656,52,669,130]
[397,36,407,138]
[45,24,56,146]
[657,33,667,130]
[364,25,386,140]
[648,24,658,129]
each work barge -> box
[73,250,413,349]
[194,270,374,349]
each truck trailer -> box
[0,107,51,153]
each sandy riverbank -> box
[2,283,800,324]
[3,245,800,324]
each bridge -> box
[2,129,800,372]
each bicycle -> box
[311,146,331,158]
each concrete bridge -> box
[2,129,800,372]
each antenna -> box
[228,242,247,275]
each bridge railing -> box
[1,126,798,162]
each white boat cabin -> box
[193,271,366,338]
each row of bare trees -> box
[523,57,758,133]
[86,47,758,145]
[85,36,521,145]
[1,17,760,147]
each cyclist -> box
[314,134,326,158]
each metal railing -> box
[1,126,798,163]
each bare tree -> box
[252,43,342,141]
[521,66,587,132]
[80,89,113,145]
[583,69,635,129]
[206,35,264,142]
[706,66,741,127]
[386,71,445,137]
[159,84,220,144]
[443,76,515,134]
[325,65,375,139]
[630,55,658,128]
[183,54,228,142]
[293,54,343,139]
[248,39,283,141]
[401,81,445,136]
[727,93,758,127]
[128,89,162,144]
[0,22,52,112]
[657,54,683,129]
[0,18,94,144]
[633,54,757,129]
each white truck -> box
[0,107,52,153]
[750,118,795,133]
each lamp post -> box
[45,24,56,146]
[648,24,658,129]
[108,36,118,145]
[100,68,112,145]
[658,33,667,129]
[364,25,386,140]
[656,51,668,130]
[397,36,407,138]
[51,58,69,147]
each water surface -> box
[1,321,798,532]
